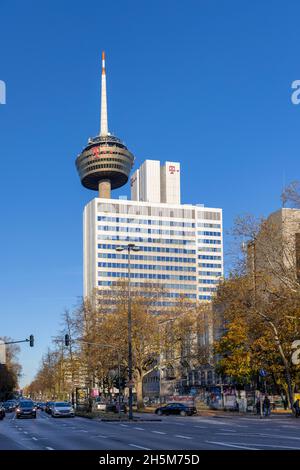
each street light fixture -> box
[115,243,140,420]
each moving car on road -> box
[45,401,54,414]
[15,400,36,419]
[155,402,197,416]
[51,402,75,418]
[0,403,5,420]
[3,400,17,412]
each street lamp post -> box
[116,243,140,420]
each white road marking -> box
[225,442,300,450]
[23,431,28,435]
[219,429,237,432]
[134,427,145,430]
[206,441,259,450]
[193,426,206,429]
[259,433,300,440]
[120,424,129,427]
[196,419,233,426]
[129,444,151,450]
[151,431,166,435]
[46,447,54,451]
[96,435,108,439]
[32,437,38,441]
[174,435,192,439]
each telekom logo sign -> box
[169,165,179,174]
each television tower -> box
[75,52,135,198]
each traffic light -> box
[29,335,34,347]
[64,334,70,347]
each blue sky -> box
[0,0,299,387]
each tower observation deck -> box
[75,52,134,198]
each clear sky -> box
[0,0,299,387]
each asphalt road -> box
[1,410,300,450]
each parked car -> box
[15,400,36,419]
[0,403,5,420]
[155,402,197,416]
[51,402,75,418]
[105,402,127,413]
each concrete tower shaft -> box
[75,52,134,198]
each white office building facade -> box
[84,198,223,305]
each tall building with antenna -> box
[77,53,224,307]
[75,52,134,199]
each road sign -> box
[259,369,267,377]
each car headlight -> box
[16,408,20,412]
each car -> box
[105,402,127,413]
[45,401,54,414]
[15,400,36,419]
[51,402,75,418]
[155,402,197,417]
[3,400,17,412]
[0,403,5,420]
[36,402,46,410]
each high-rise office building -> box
[131,160,180,204]
[84,197,223,304]
[77,53,224,306]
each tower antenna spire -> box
[100,51,108,136]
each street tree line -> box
[26,285,212,409]
[27,182,300,411]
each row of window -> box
[97,216,195,228]
[199,287,217,292]
[97,235,195,245]
[198,263,222,268]
[98,289,197,299]
[198,271,222,277]
[198,239,222,245]
[199,279,219,284]
[80,157,131,172]
[82,163,125,173]
[97,253,196,263]
[198,255,222,260]
[98,262,196,272]
[197,231,221,237]
[98,272,197,281]
[198,247,222,253]
[98,280,197,290]
[199,295,211,300]
[98,244,196,254]
[97,225,193,237]
[197,223,221,228]
[97,203,220,220]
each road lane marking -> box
[96,435,108,439]
[259,433,300,440]
[151,431,166,435]
[23,431,28,435]
[129,444,151,450]
[219,429,237,432]
[224,442,300,450]
[120,424,129,427]
[206,441,259,450]
[174,435,192,439]
[32,437,38,441]
[193,426,206,429]
[134,427,145,430]
[46,447,54,450]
